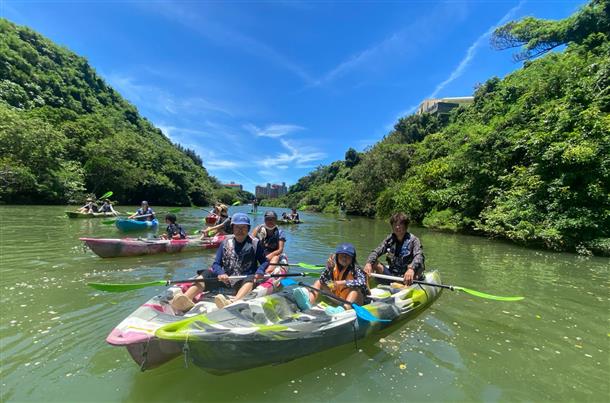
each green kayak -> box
[66,211,118,219]
[155,270,442,373]
[277,219,302,225]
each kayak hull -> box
[66,211,117,219]
[277,219,302,225]
[80,235,226,258]
[156,271,442,373]
[115,218,158,232]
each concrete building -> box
[417,96,474,115]
[255,182,287,199]
[223,181,243,191]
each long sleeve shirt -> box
[367,233,425,275]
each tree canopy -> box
[0,18,224,205]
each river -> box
[0,205,608,402]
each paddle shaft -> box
[297,282,352,306]
[166,272,307,286]
[268,263,323,268]
[370,273,454,290]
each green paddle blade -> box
[98,191,113,200]
[454,286,524,301]
[297,262,324,270]
[168,208,181,213]
[87,280,166,292]
[232,201,241,206]
[101,219,117,225]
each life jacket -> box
[331,263,356,300]
[136,207,154,221]
[221,236,260,276]
[166,223,186,239]
[385,233,413,275]
[255,225,281,254]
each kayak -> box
[106,257,290,370]
[80,235,226,258]
[277,219,302,225]
[150,271,441,373]
[66,211,117,219]
[115,218,158,232]
[106,271,442,373]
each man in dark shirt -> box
[363,212,425,285]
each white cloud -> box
[105,73,231,117]
[257,138,326,169]
[145,2,315,85]
[427,1,525,99]
[244,123,304,138]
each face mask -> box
[264,224,277,231]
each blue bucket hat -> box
[231,212,250,226]
[335,243,356,258]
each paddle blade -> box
[455,286,524,301]
[98,191,113,200]
[352,304,391,323]
[87,280,166,292]
[297,262,324,270]
[280,278,297,287]
[168,208,181,213]
[232,201,241,206]
[101,219,117,225]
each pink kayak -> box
[80,235,226,258]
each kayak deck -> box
[154,271,442,373]
[66,211,117,219]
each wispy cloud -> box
[106,73,232,117]
[427,1,525,99]
[244,123,304,138]
[313,2,468,87]
[258,138,326,169]
[145,2,315,85]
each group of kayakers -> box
[168,210,424,314]
[281,208,300,222]
[78,197,118,215]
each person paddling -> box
[288,208,300,222]
[171,213,269,312]
[363,212,425,286]
[292,243,368,313]
[78,197,99,213]
[251,211,287,296]
[161,213,186,240]
[99,199,118,216]
[129,201,155,222]
[200,203,231,238]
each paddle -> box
[268,262,325,270]
[280,279,389,323]
[232,201,241,206]
[87,272,317,293]
[97,191,113,201]
[369,273,524,301]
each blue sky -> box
[1,0,586,192]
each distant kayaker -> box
[292,243,368,313]
[171,213,269,312]
[200,203,231,238]
[288,208,300,222]
[129,201,155,222]
[252,198,259,213]
[99,199,118,216]
[251,210,287,296]
[161,213,186,240]
[78,197,99,213]
[363,212,424,286]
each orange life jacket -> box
[331,264,355,300]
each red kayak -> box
[80,235,226,258]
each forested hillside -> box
[266,0,610,255]
[0,18,223,206]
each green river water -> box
[0,205,608,402]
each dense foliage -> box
[269,0,610,255]
[0,19,223,206]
